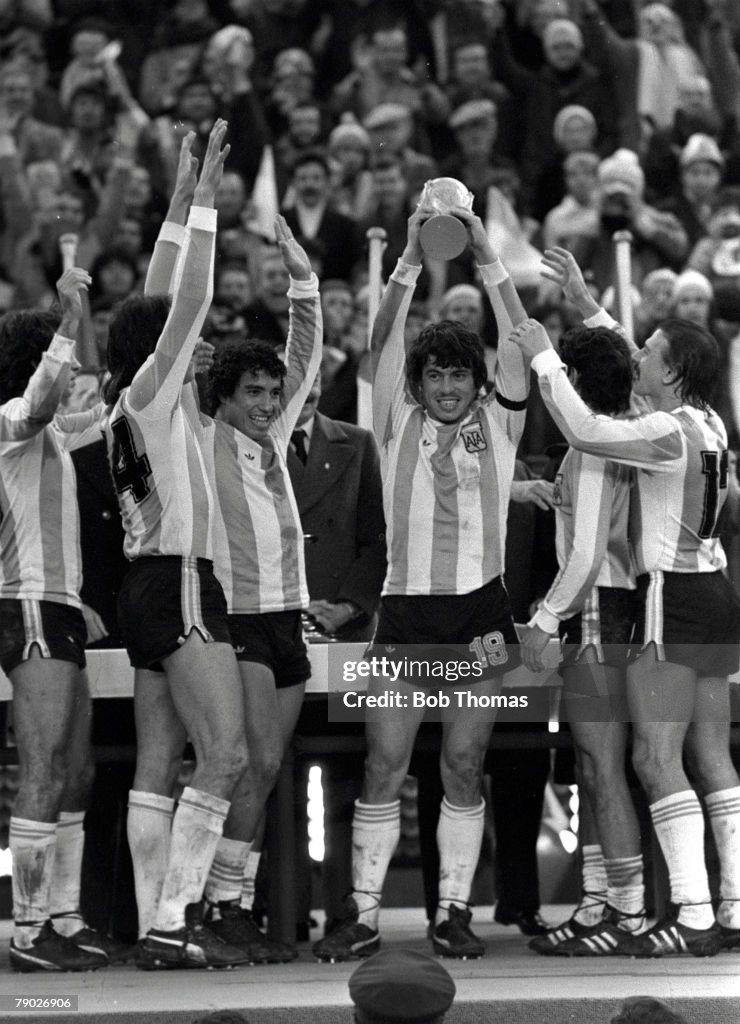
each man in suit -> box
[287,370,386,641]
[283,151,362,284]
[287,369,386,932]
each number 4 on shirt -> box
[111,416,153,503]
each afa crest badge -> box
[461,422,487,454]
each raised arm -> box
[509,319,683,467]
[0,267,90,444]
[144,131,199,296]
[128,120,229,413]
[541,246,640,351]
[452,206,529,442]
[273,215,323,437]
[370,204,434,444]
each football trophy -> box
[418,177,474,260]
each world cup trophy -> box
[417,177,474,260]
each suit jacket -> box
[283,206,362,283]
[71,437,128,647]
[287,412,386,640]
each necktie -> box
[292,428,308,465]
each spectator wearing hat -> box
[642,74,730,202]
[439,99,517,222]
[492,17,616,218]
[348,950,455,1024]
[571,148,689,295]
[443,42,518,160]
[542,150,600,251]
[331,25,448,150]
[669,267,714,327]
[282,150,362,283]
[657,134,726,249]
[530,104,600,223]
[363,102,437,202]
[328,121,375,221]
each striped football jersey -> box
[372,260,528,596]
[105,207,216,561]
[534,349,728,574]
[533,448,635,634]
[203,277,322,613]
[0,335,102,606]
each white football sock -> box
[435,798,485,926]
[10,817,56,948]
[351,800,400,930]
[154,787,229,933]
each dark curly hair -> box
[103,294,171,405]
[206,339,287,415]
[659,317,720,411]
[406,319,487,402]
[558,325,633,415]
[0,310,61,404]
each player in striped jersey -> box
[195,217,321,961]
[104,123,250,970]
[314,204,529,963]
[511,254,740,957]
[0,267,119,972]
[521,325,647,957]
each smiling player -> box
[313,204,529,961]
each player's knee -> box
[577,745,617,791]
[363,752,407,800]
[440,749,483,793]
[630,738,664,786]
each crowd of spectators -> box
[1,0,738,472]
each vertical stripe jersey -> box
[372,259,529,596]
[531,447,635,635]
[105,206,217,561]
[203,274,323,613]
[0,335,102,606]
[532,347,728,575]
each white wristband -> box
[288,272,319,298]
[584,307,617,329]
[187,206,218,232]
[478,259,509,287]
[390,260,422,287]
[158,221,187,246]
[48,334,76,360]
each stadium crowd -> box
[0,0,740,975]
